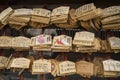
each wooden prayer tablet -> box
[103,59,120,77]
[75,3,96,18]
[102,6,120,18]
[51,6,70,24]
[10,58,30,68]
[32,8,51,17]
[108,37,120,50]
[0,7,13,23]
[31,34,52,46]
[102,15,120,25]
[51,6,70,16]
[74,31,95,42]
[0,36,12,48]
[53,35,72,47]
[58,61,76,76]
[31,8,51,24]
[12,36,31,49]
[75,38,101,53]
[102,13,120,30]
[76,61,95,77]
[52,35,72,52]
[0,7,13,29]
[13,8,32,16]
[0,56,8,69]
[103,59,120,72]
[31,34,52,51]
[79,8,103,21]
[9,8,32,30]
[32,59,51,74]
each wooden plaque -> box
[102,6,120,18]
[32,59,51,74]
[59,61,76,75]
[0,56,8,69]
[76,61,94,76]
[0,36,12,48]
[10,58,30,68]
[103,59,120,72]
[32,8,51,17]
[0,7,13,22]
[13,8,32,16]
[74,31,95,42]
[31,34,52,46]
[108,37,120,49]
[12,36,31,48]
[51,6,70,16]
[75,3,96,18]
[53,35,72,47]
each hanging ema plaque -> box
[12,36,31,49]
[32,59,51,74]
[108,37,120,50]
[0,36,12,48]
[0,56,8,69]
[103,59,120,72]
[10,58,30,68]
[58,61,76,76]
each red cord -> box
[19,73,24,80]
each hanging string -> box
[60,76,67,80]
[39,51,44,59]
[82,54,86,61]
[106,30,113,38]
[0,49,4,56]
[55,54,61,60]
[64,53,67,61]
[40,74,44,80]
[12,50,17,58]
[19,73,24,80]
[19,29,24,36]
[19,51,24,57]
[39,51,45,80]
[85,53,91,62]
[105,53,111,60]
